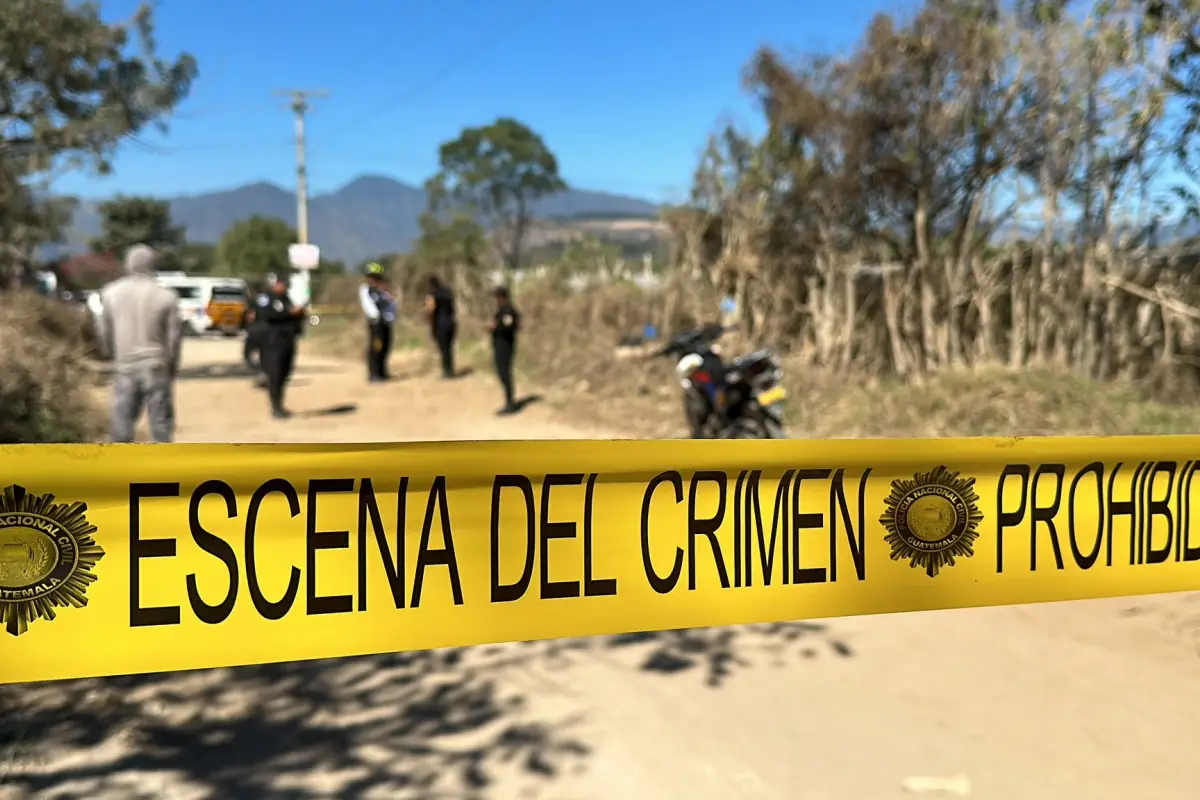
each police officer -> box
[424,274,457,378]
[359,262,396,381]
[257,273,306,418]
[489,285,521,415]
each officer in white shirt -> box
[359,262,397,381]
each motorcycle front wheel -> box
[724,418,765,439]
[762,416,787,439]
[725,415,788,439]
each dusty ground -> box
[4,338,1200,799]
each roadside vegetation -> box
[13,0,1200,444]
[314,0,1200,440]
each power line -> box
[125,137,294,156]
[320,0,466,88]
[121,0,551,163]
[342,0,555,128]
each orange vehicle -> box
[206,284,250,336]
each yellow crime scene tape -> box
[3,435,1200,685]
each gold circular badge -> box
[0,524,65,590]
[880,466,983,578]
[0,485,104,637]
[905,494,958,542]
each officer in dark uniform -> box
[489,285,521,415]
[424,275,457,378]
[257,273,305,418]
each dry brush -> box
[658,0,1200,401]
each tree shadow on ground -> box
[0,623,851,798]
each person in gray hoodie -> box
[98,244,182,443]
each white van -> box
[155,272,248,336]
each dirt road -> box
[6,339,1200,799]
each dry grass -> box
[309,272,489,363]
[512,280,1200,440]
[311,276,1200,441]
[784,366,1200,439]
[0,293,105,443]
[306,310,491,378]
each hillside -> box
[57,175,662,265]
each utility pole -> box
[273,89,327,245]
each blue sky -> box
[53,0,910,203]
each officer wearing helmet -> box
[359,261,397,381]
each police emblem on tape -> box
[880,466,983,578]
[0,485,105,636]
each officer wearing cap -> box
[359,261,397,381]
[424,274,458,379]
[488,284,521,415]
[258,272,306,418]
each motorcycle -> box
[652,324,788,439]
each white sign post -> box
[287,243,319,306]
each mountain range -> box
[58,175,662,266]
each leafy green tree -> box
[90,195,184,258]
[216,215,296,279]
[429,117,567,271]
[410,210,491,313]
[217,215,345,298]
[413,210,488,273]
[1139,0,1200,217]
[0,191,78,287]
[0,1,197,280]
[175,242,218,275]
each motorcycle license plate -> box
[756,385,787,406]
